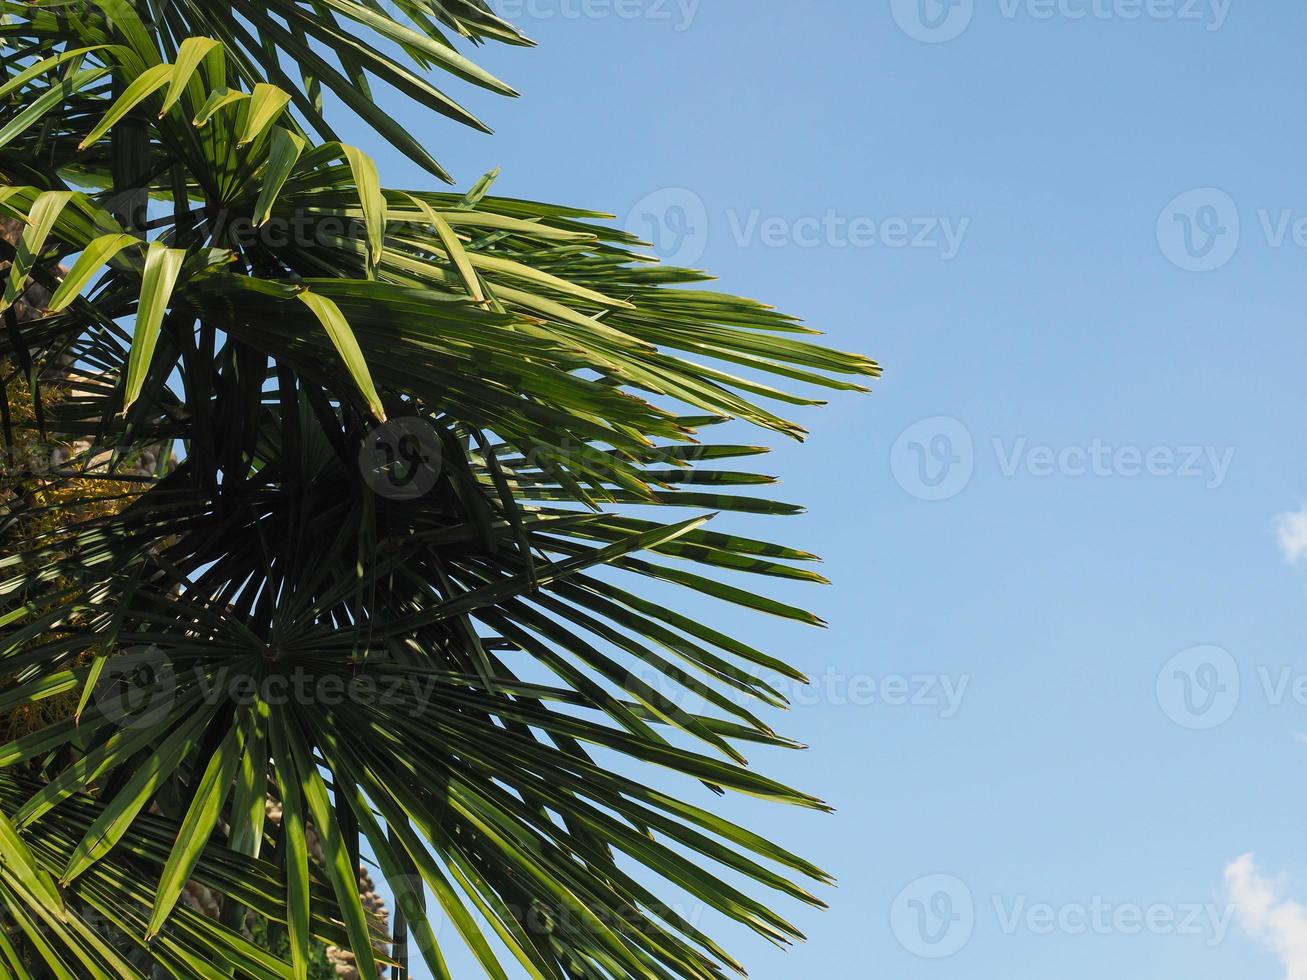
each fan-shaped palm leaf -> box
[0,7,879,978]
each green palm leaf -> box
[0,8,880,979]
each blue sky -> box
[335,2,1307,977]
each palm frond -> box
[0,11,878,979]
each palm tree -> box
[0,3,879,978]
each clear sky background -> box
[334,2,1307,977]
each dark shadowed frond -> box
[0,9,877,979]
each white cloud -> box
[1275,506,1307,565]
[1226,854,1307,980]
